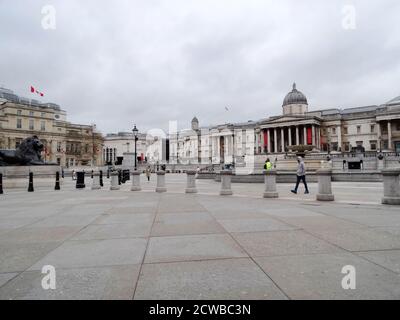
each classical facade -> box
[168,83,400,165]
[0,87,103,167]
[103,132,147,165]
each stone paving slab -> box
[28,238,147,270]
[135,258,287,300]
[217,217,298,233]
[232,230,343,257]
[151,212,226,237]
[144,234,248,263]
[255,253,400,299]
[0,265,140,300]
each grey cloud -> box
[1,0,399,134]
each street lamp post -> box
[132,125,139,170]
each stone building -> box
[168,83,400,166]
[103,132,147,165]
[0,87,103,167]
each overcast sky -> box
[1,0,399,134]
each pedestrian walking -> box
[291,157,309,194]
[145,166,151,182]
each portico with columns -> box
[257,119,321,154]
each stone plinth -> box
[185,170,197,193]
[220,170,233,196]
[263,169,278,198]
[156,171,167,193]
[0,165,61,178]
[381,168,400,205]
[131,170,141,191]
[316,168,334,201]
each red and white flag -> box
[30,86,44,97]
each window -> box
[332,127,336,135]
[57,142,62,152]
[370,125,375,133]
[41,112,45,117]
[17,110,22,116]
[344,142,350,152]
[370,140,377,150]
[356,141,363,147]
[17,119,22,129]
[41,121,45,131]
[357,126,361,134]
[343,127,348,134]
[29,111,34,116]
[29,119,34,130]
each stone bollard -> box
[91,172,101,190]
[220,170,233,196]
[185,170,197,193]
[156,171,167,193]
[0,173,3,194]
[263,169,278,198]
[316,168,334,201]
[99,170,104,187]
[110,171,120,190]
[381,168,400,205]
[131,170,141,191]
[55,171,61,191]
[76,171,85,189]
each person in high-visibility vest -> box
[264,158,272,171]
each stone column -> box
[388,121,392,150]
[263,169,278,198]
[377,122,382,151]
[288,127,292,147]
[303,126,307,145]
[274,128,278,153]
[131,170,141,191]
[220,170,233,195]
[381,168,400,205]
[296,126,299,145]
[337,125,342,151]
[267,129,271,153]
[185,170,197,193]
[316,168,334,201]
[312,125,316,146]
[281,128,285,153]
[110,171,120,190]
[255,132,259,155]
[91,172,101,190]
[156,171,167,193]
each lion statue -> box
[0,135,46,166]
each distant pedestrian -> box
[196,166,200,178]
[145,166,151,182]
[291,157,309,194]
[264,158,272,171]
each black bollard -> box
[55,171,61,190]
[99,170,104,187]
[107,169,110,179]
[118,170,122,185]
[91,170,94,179]
[0,173,3,194]
[61,169,64,179]
[76,171,86,189]
[28,172,34,192]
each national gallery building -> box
[167,83,400,166]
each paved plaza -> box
[1,174,400,299]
